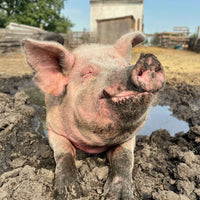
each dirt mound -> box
[0,76,200,200]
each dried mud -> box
[0,75,200,200]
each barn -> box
[97,15,136,44]
[90,0,144,33]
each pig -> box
[22,32,165,200]
[42,32,65,45]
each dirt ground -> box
[0,52,33,76]
[0,47,200,200]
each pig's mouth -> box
[100,89,154,105]
[99,88,154,124]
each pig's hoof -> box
[105,191,134,200]
[105,190,134,200]
[53,175,82,199]
[104,177,134,200]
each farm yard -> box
[0,0,200,199]
[0,44,200,200]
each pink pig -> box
[23,32,165,199]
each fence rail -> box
[1,28,198,53]
[0,29,97,52]
[0,28,45,52]
[64,31,97,49]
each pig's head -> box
[23,32,165,145]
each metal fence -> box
[64,31,97,49]
[155,32,189,48]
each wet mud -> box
[0,75,200,200]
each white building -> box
[90,0,144,33]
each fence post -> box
[194,26,200,49]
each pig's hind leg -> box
[105,137,135,200]
[47,130,81,199]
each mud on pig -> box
[22,31,165,200]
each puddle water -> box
[138,105,189,136]
[24,87,45,108]
[24,87,190,137]
[35,112,47,136]
[24,87,47,136]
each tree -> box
[0,11,7,27]
[0,0,73,33]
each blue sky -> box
[62,0,200,35]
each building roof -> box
[90,0,143,4]
[97,15,135,23]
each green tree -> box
[0,0,73,33]
[0,11,7,27]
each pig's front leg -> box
[105,137,135,200]
[47,129,81,199]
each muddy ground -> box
[0,47,200,200]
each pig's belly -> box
[48,123,133,154]
[48,123,111,154]
[67,132,114,154]
[68,131,133,154]
[70,140,110,154]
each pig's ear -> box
[114,32,145,61]
[22,39,75,96]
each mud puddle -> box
[23,87,47,136]
[138,105,189,136]
[24,86,190,137]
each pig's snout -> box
[131,54,165,93]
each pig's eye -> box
[81,65,96,81]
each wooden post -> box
[194,26,200,49]
[40,23,43,30]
